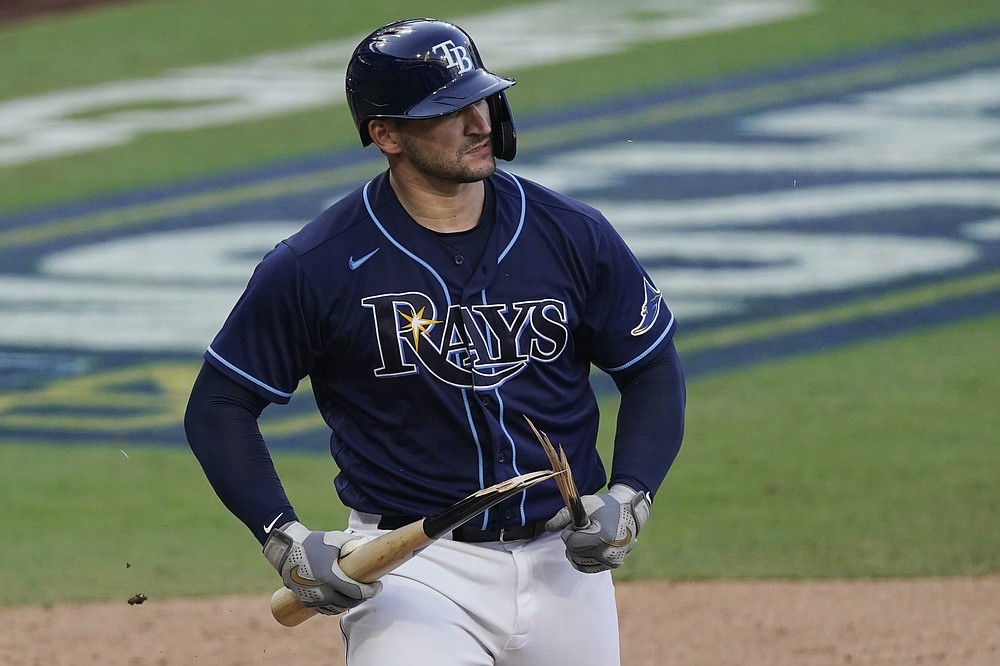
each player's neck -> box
[389,170,485,233]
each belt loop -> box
[498,527,511,543]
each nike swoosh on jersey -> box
[289,565,324,587]
[348,248,379,270]
[263,513,283,534]
[600,527,633,548]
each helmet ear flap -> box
[488,92,517,161]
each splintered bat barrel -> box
[524,416,589,528]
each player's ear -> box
[368,119,403,155]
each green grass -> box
[0,441,349,606]
[0,0,540,95]
[620,315,1000,580]
[2,0,1000,212]
[1,0,998,610]
[2,316,997,606]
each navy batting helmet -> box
[346,18,517,161]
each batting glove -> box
[545,484,652,574]
[262,521,382,615]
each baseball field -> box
[1,1,999,664]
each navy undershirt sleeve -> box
[184,362,298,545]
[607,339,686,498]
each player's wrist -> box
[607,483,638,502]
[262,520,308,571]
[608,484,651,533]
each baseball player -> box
[185,18,685,665]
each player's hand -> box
[545,484,651,574]
[262,521,382,615]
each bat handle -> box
[271,588,316,627]
[270,520,431,627]
[571,505,591,530]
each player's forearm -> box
[185,362,298,544]
[608,340,686,497]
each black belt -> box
[377,515,549,543]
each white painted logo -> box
[0,68,996,350]
[514,68,999,320]
[0,0,815,167]
[432,40,475,73]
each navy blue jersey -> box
[206,169,676,530]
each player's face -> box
[393,99,496,184]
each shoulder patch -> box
[630,278,662,336]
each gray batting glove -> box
[262,521,382,615]
[545,484,652,574]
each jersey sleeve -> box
[204,242,316,404]
[184,362,299,544]
[606,339,686,497]
[582,216,685,499]
[584,216,676,372]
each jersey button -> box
[454,255,464,265]
[497,453,506,463]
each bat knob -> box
[270,588,317,627]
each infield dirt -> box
[3,575,998,665]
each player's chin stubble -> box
[401,136,497,183]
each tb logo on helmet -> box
[432,40,475,74]
[346,18,518,160]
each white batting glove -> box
[545,484,651,574]
[262,521,382,615]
